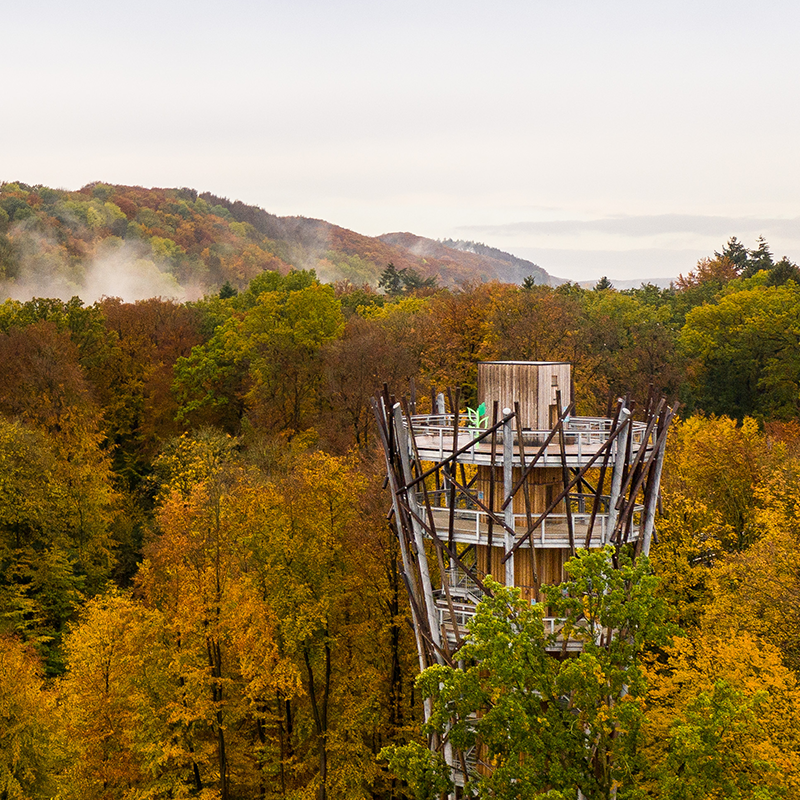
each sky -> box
[3,0,800,282]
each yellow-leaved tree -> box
[644,629,800,798]
[0,635,61,799]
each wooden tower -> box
[372,361,674,787]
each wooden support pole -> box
[611,404,678,547]
[556,390,576,555]
[487,401,499,553]
[371,398,432,684]
[446,388,461,550]
[503,409,515,586]
[606,407,631,537]
[393,403,443,660]
[585,401,622,547]
[641,417,667,556]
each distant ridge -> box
[577,277,675,290]
[378,232,559,286]
[441,238,560,286]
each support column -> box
[503,408,515,586]
[606,407,631,540]
[641,437,667,555]
[393,404,442,659]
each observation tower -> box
[372,360,674,787]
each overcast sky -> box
[3,0,799,281]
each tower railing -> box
[415,489,643,547]
[405,413,653,466]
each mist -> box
[1,222,201,304]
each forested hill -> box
[378,232,554,286]
[0,182,555,302]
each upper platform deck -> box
[405,413,652,468]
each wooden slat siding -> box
[539,548,570,587]
[514,550,537,602]
[513,468,564,514]
[477,466,563,516]
[479,361,572,430]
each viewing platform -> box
[405,413,654,468]
[415,489,643,548]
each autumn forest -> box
[3,182,800,799]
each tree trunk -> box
[303,641,332,800]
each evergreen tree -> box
[715,236,750,272]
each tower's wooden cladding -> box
[476,362,574,600]
[372,360,674,790]
[478,361,571,430]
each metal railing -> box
[416,490,643,546]
[406,413,651,466]
[436,599,586,652]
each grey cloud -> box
[461,214,800,240]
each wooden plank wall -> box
[477,361,572,430]
[473,362,575,602]
[476,545,570,602]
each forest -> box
[3,181,800,799]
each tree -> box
[321,314,418,449]
[0,416,116,673]
[378,263,437,298]
[765,256,800,287]
[385,547,672,799]
[140,432,412,799]
[680,282,800,419]
[643,629,800,798]
[58,592,167,799]
[745,235,774,276]
[422,282,497,406]
[174,279,344,434]
[219,280,238,298]
[715,236,750,273]
[580,290,681,411]
[378,263,405,297]
[0,636,60,799]
[594,276,613,291]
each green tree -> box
[715,236,750,273]
[745,235,774,276]
[385,547,672,800]
[378,263,437,298]
[765,256,800,287]
[680,282,800,418]
[174,278,344,434]
[0,417,115,672]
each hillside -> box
[0,182,557,302]
[377,232,556,286]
